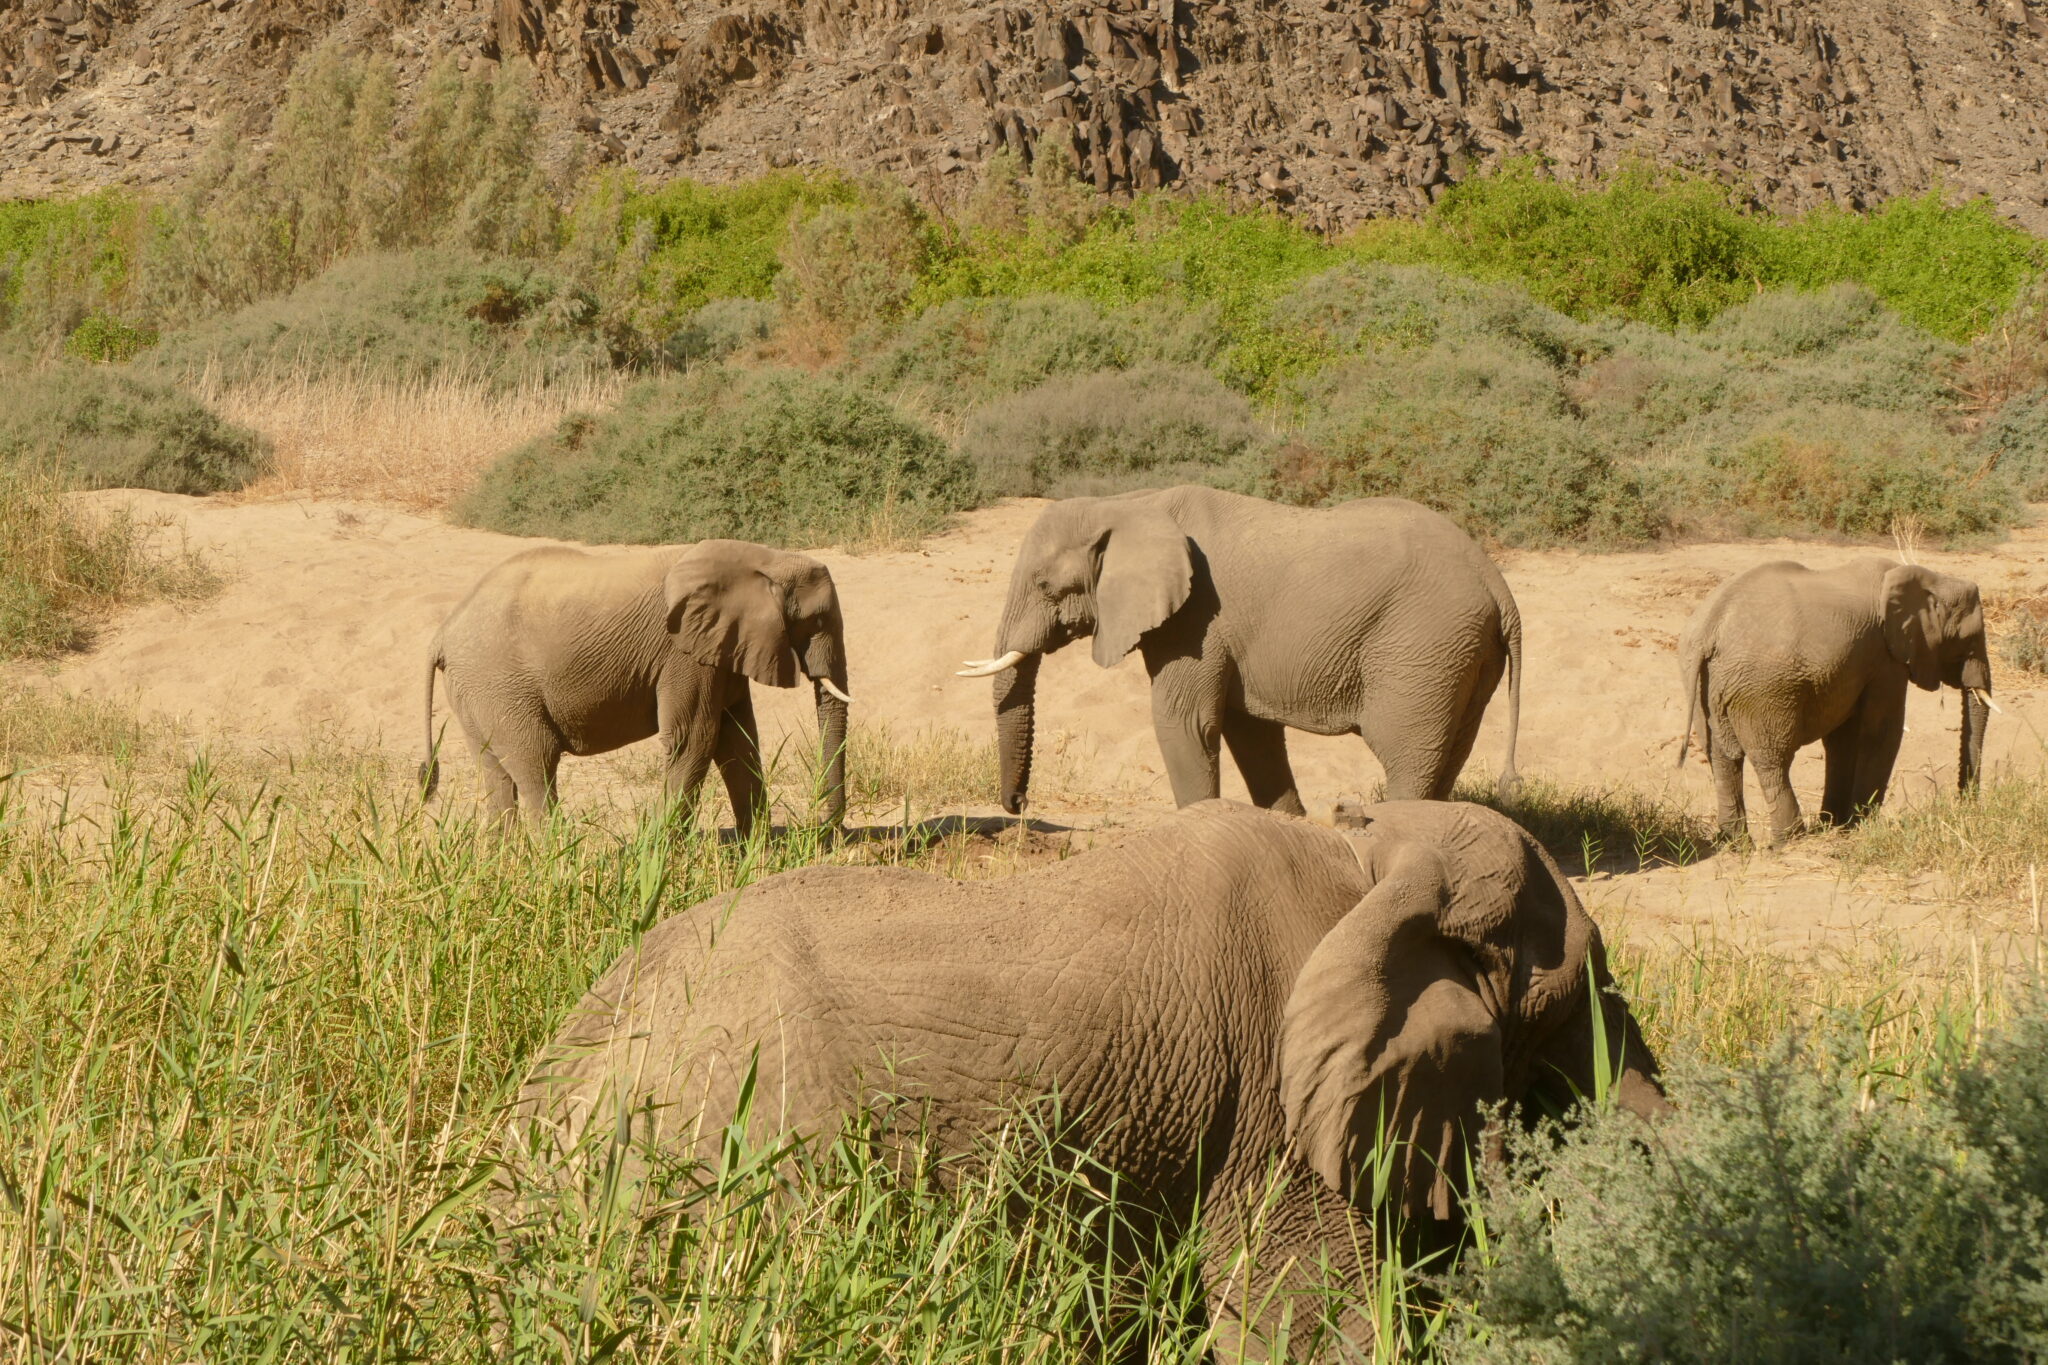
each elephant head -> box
[664,540,852,824]
[1881,564,1993,791]
[1280,808,1668,1228]
[960,498,1192,813]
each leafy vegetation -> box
[0,466,217,657]
[1,716,2042,1361]
[0,362,267,493]
[458,366,975,548]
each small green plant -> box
[458,366,975,548]
[776,184,935,328]
[62,313,159,363]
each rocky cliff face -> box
[4,0,2046,233]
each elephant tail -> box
[1495,586,1524,802]
[1677,647,1709,769]
[420,636,445,802]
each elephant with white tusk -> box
[965,486,1525,816]
[421,540,852,833]
[1678,557,1992,844]
[506,798,1665,1360]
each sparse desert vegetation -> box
[6,42,2048,1365]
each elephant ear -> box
[1277,842,1506,1223]
[663,542,798,687]
[1880,564,1942,692]
[1089,503,1193,669]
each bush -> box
[960,363,1270,499]
[776,186,934,327]
[0,363,268,493]
[1449,1013,2048,1362]
[663,296,778,366]
[1708,406,2015,540]
[458,366,975,547]
[140,250,610,388]
[2000,598,2048,675]
[0,466,216,657]
[1975,389,2048,499]
[857,294,1227,413]
[1253,342,1658,547]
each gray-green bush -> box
[961,362,1270,498]
[140,250,610,388]
[1448,1010,2048,1362]
[1236,265,2016,546]
[856,294,1228,413]
[1975,390,2048,499]
[458,366,976,547]
[0,363,268,493]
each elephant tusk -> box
[818,678,856,705]
[1968,687,2004,715]
[956,650,1027,678]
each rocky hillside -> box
[4,0,2046,232]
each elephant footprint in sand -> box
[422,539,854,833]
[506,799,1665,1359]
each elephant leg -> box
[1847,681,1906,821]
[1750,747,1803,845]
[1707,720,1747,840]
[500,744,561,829]
[713,687,768,840]
[1356,687,1463,802]
[1200,1170,1374,1363]
[473,745,519,825]
[1149,675,1223,808]
[656,672,724,824]
[1819,714,1861,829]
[1222,711,1305,816]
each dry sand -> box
[17,490,2048,958]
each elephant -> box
[506,799,1665,1359]
[957,486,1524,817]
[1677,557,1993,844]
[420,540,854,833]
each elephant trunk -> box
[995,654,1041,816]
[803,630,851,827]
[1959,653,1991,795]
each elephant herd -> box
[429,485,1993,1359]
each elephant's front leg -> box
[1846,680,1907,821]
[1222,710,1306,816]
[713,685,768,841]
[1200,1170,1375,1363]
[1147,660,1224,808]
[656,672,725,825]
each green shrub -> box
[140,250,609,387]
[458,366,975,547]
[1696,283,1957,413]
[1450,1015,2048,1362]
[857,294,1227,412]
[663,296,778,366]
[1254,342,1657,547]
[0,465,217,657]
[1975,389,2048,499]
[0,363,268,493]
[775,187,934,327]
[63,313,160,364]
[1708,406,2015,540]
[960,363,1270,498]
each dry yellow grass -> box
[199,363,626,512]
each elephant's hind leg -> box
[501,743,562,828]
[1750,746,1803,845]
[1222,711,1305,816]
